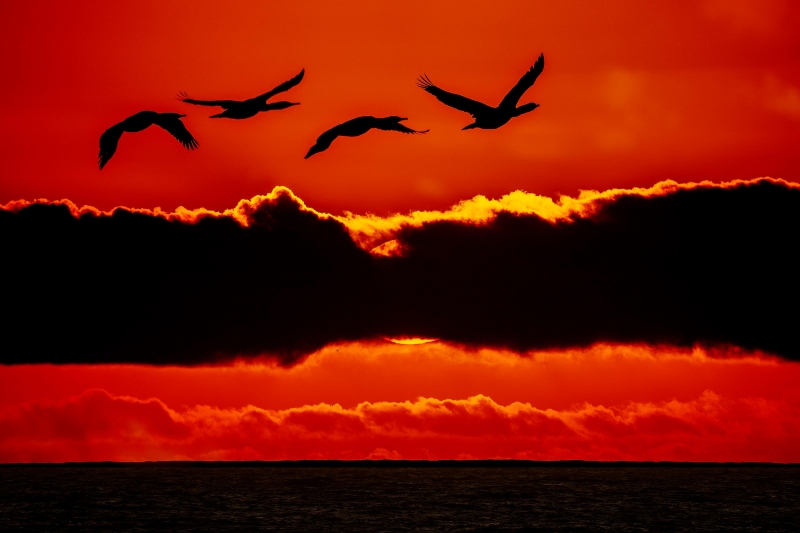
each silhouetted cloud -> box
[2,389,798,462]
[2,178,798,364]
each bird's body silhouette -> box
[417,54,545,130]
[98,111,198,170]
[305,116,428,158]
[179,69,304,119]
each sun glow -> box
[383,337,439,345]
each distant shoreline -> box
[2,460,798,468]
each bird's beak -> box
[178,114,187,118]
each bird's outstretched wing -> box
[377,122,429,134]
[315,127,341,146]
[304,126,341,158]
[499,53,544,109]
[417,75,492,117]
[255,69,305,101]
[98,124,125,170]
[177,92,237,109]
[154,116,199,150]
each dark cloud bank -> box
[2,180,798,365]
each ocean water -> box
[2,462,798,531]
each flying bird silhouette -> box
[417,54,545,130]
[98,111,198,170]
[178,69,305,119]
[304,116,428,159]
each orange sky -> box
[1,1,798,215]
[3,343,798,413]
[2,343,799,462]
[1,1,799,462]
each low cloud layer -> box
[2,178,798,364]
[1,389,797,462]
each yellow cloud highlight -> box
[382,337,438,345]
[4,177,797,256]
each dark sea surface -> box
[2,461,799,532]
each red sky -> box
[1,0,799,214]
[2,343,799,462]
[1,1,799,462]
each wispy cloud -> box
[2,389,797,462]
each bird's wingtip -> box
[416,74,434,89]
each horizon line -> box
[3,459,798,468]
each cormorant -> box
[98,111,198,170]
[304,116,428,159]
[178,69,305,119]
[417,54,544,129]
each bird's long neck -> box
[264,101,299,111]
[513,103,539,117]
